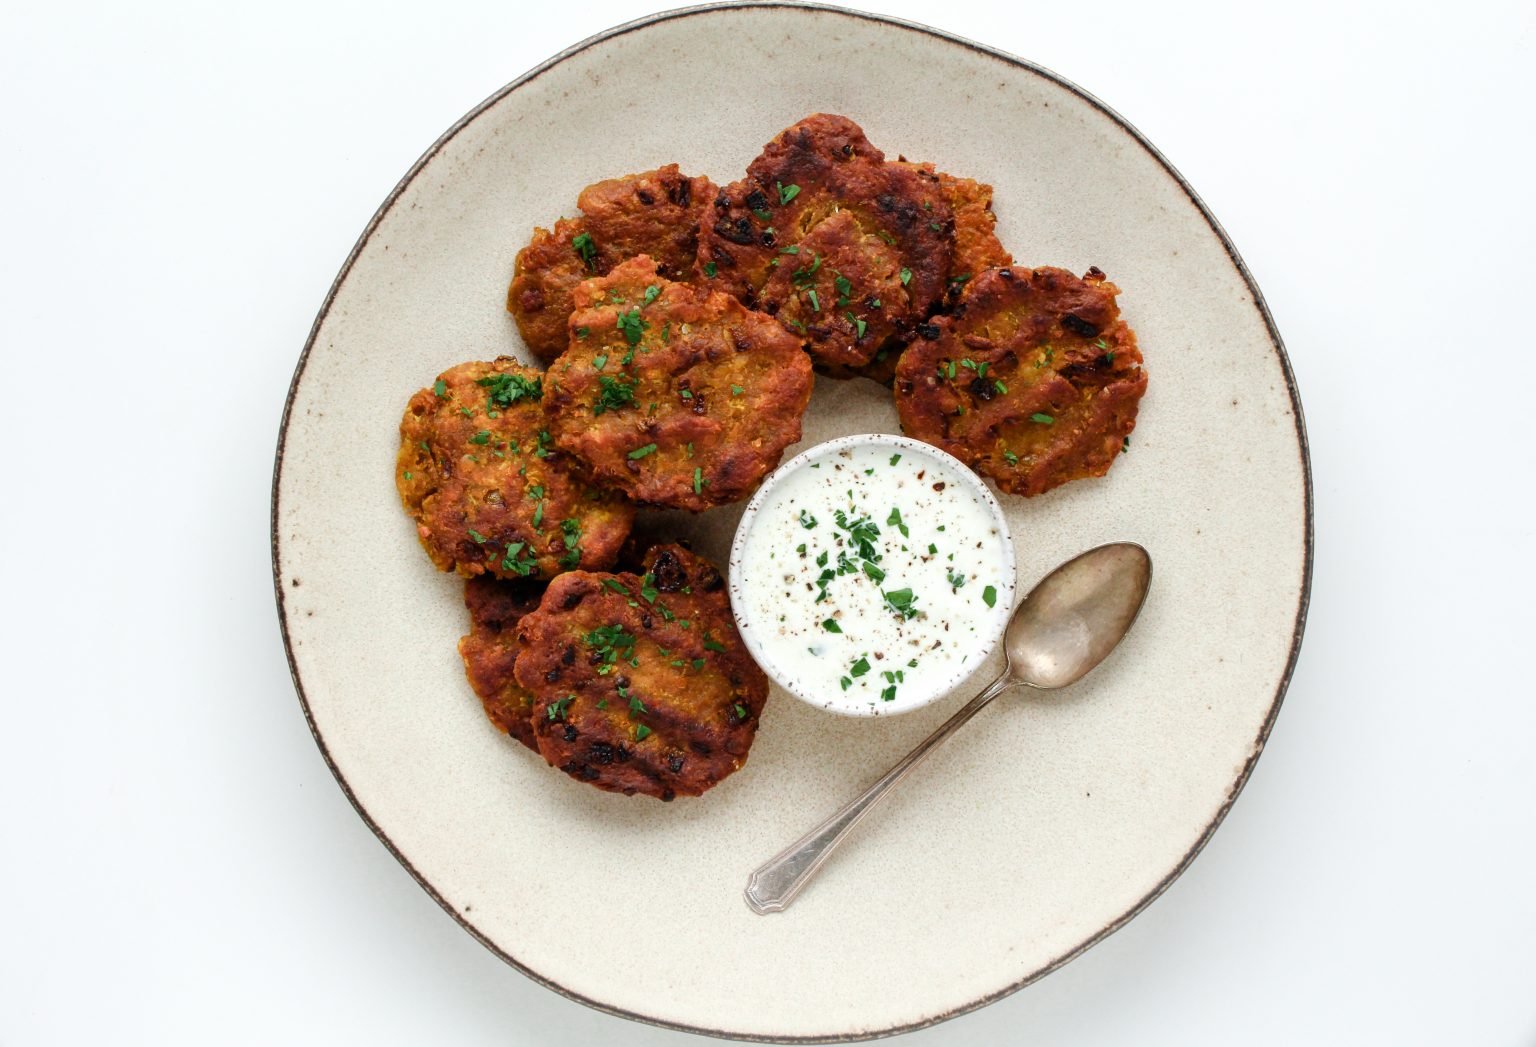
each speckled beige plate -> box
[272,4,1311,1041]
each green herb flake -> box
[839,676,853,691]
[799,509,818,529]
[627,443,658,460]
[467,529,487,544]
[477,372,543,407]
[571,232,597,271]
[982,585,998,608]
[886,507,910,538]
[777,181,801,205]
[593,375,637,415]
[593,353,608,371]
[846,311,866,339]
[616,307,649,347]
[1003,450,1019,466]
[548,695,574,721]
[900,267,912,286]
[703,261,717,278]
[883,587,918,619]
[643,284,661,306]
[693,467,704,495]
[432,379,448,398]
[1031,412,1056,425]
[500,542,539,577]
[806,288,820,312]
[849,656,871,678]
[822,618,843,634]
[468,430,490,445]
[575,326,590,339]
[889,454,902,466]
[703,638,728,653]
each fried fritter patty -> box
[545,255,813,511]
[894,266,1147,497]
[696,114,954,371]
[507,165,716,362]
[458,576,544,751]
[513,545,769,800]
[396,358,634,579]
[856,163,1013,386]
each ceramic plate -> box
[272,4,1311,1040]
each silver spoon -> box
[744,542,1153,914]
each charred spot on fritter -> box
[893,266,1146,497]
[512,545,769,799]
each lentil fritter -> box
[856,161,1013,385]
[894,266,1146,497]
[546,255,813,511]
[396,357,634,579]
[507,165,716,362]
[513,544,768,800]
[696,114,954,372]
[458,576,544,752]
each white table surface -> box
[3,1,1533,1043]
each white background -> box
[3,1,1533,1044]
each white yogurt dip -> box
[729,434,1015,716]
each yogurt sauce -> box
[732,437,1014,715]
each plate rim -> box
[269,3,1315,1041]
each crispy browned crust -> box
[696,114,954,371]
[457,576,544,751]
[513,545,769,800]
[395,357,635,579]
[853,163,1013,386]
[507,166,716,362]
[545,255,814,511]
[894,266,1147,497]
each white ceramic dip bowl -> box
[729,433,1016,717]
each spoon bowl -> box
[745,542,1153,914]
[1007,543,1152,691]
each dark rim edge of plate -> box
[269,3,1315,1042]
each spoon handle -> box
[744,672,1017,914]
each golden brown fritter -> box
[507,165,716,362]
[894,266,1147,497]
[513,545,769,800]
[856,163,1013,386]
[458,576,544,751]
[545,255,813,511]
[696,114,954,371]
[396,357,634,579]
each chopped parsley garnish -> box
[880,685,898,702]
[846,312,866,338]
[899,268,912,286]
[730,384,744,396]
[627,443,658,460]
[691,658,705,671]
[558,519,582,568]
[799,509,818,529]
[583,624,636,672]
[994,380,1008,394]
[432,379,448,398]
[468,430,490,445]
[927,543,937,555]
[467,529,487,544]
[889,454,901,466]
[834,274,852,305]
[571,232,598,270]
[627,692,647,717]
[777,181,801,205]
[982,585,998,608]
[703,638,728,653]
[947,568,966,590]
[733,703,748,719]
[1122,436,1131,453]
[1031,413,1056,425]
[602,579,631,595]
[702,261,717,278]
[779,244,800,255]
[693,467,704,494]
[534,430,553,458]
[886,507,909,538]
[882,587,918,619]
[548,696,574,721]
[862,561,886,583]
[821,618,843,633]
[849,656,871,678]
[679,388,693,399]
[839,676,853,691]
[806,288,820,312]
[593,374,636,415]
[500,542,539,576]
[616,307,649,346]
[1003,451,1019,466]
[575,326,589,339]
[593,353,608,371]
[791,253,822,287]
[477,372,543,407]
[634,725,652,742]
[643,284,661,306]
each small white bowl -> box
[728,433,1016,717]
